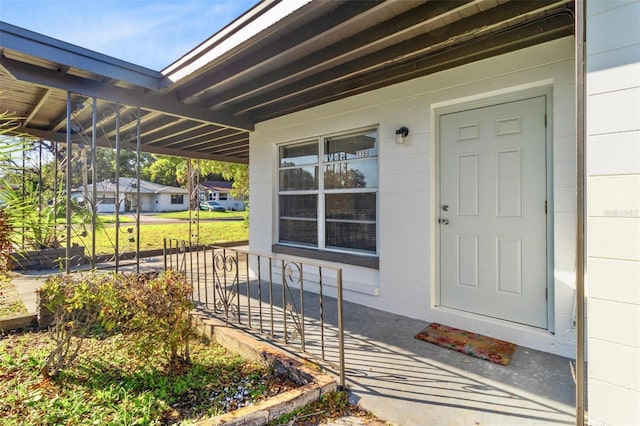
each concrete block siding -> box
[586,1,640,425]
[250,36,577,358]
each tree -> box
[142,155,248,200]
[146,156,186,187]
[93,148,155,183]
[199,161,248,199]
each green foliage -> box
[199,160,248,199]
[0,110,25,138]
[0,127,102,251]
[0,210,12,274]
[0,331,289,425]
[0,181,98,250]
[38,270,194,378]
[38,273,122,378]
[154,210,243,220]
[145,155,186,187]
[19,144,157,190]
[124,270,194,365]
[93,148,156,183]
[144,154,248,199]
[74,221,248,254]
[0,111,36,171]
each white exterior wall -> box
[250,37,576,358]
[586,1,640,425]
[154,193,187,212]
[95,194,124,214]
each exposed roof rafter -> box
[23,87,52,126]
[174,0,385,102]
[0,0,574,162]
[0,54,254,131]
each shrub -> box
[38,274,113,378]
[125,270,194,366]
[38,270,193,378]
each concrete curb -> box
[191,310,337,426]
[0,314,37,332]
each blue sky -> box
[0,0,259,70]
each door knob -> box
[439,218,449,225]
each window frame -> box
[170,194,184,205]
[276,127,379,263]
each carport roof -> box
[72,178,189,195]
[0,0,574,164]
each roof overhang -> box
[0,0,575,163]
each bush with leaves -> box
[0,181,99,251]
[38,270,193,378]
[125,270,194,366]
[38,273,117,377]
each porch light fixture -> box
[395,126,409,144]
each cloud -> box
[2,0,258,70]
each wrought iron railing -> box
[163,238,345,388]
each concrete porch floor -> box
[201,274,577,426]
[325,299,576,425]
[10,254,577,426]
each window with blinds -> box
[278,129,378,255]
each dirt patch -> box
[191,310,337,425]
[0,275,27,318]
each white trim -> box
[164,0,312,82]
[276,126,380,256]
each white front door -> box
[439,96,548,328]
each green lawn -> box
[0,331,295,425]
[95,215,136,224]
[0,330,367,425]
[97,211,244,223]
[155,210,245,220]
[73,221,248,254]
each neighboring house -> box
[71,178,188,213]
[198,180,245,211]
[1,1,639,424]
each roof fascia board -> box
[0,21,168,91]
[163,0,312,83]
[200,0,476,107]
[162,0,280,76]
[174,0,386,102]
[1,56,254,131]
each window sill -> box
[272,244,379,269]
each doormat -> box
[415,323,517,366]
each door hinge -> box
[544,113,547,127]
[546,287,548,300]
[545,200,548,214]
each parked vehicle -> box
[199,201,226,212]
